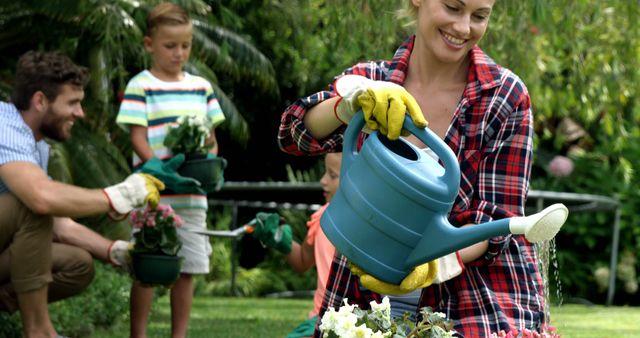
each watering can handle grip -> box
[341,112,460,198]
[340,111,366,178]
[402,116,460,196]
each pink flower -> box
[173,214,184,228]
[130,204,181,228]
[491,327,560,338]
[548,155,574,177]
[130,210,145,229]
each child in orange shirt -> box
[252,153,341,338]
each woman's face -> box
[413,0,495,64]
[320,153,342,203]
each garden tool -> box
[188,219,255,238]
[250,212,293,254]
[320,111,569,284]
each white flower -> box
[369,296,390,317]
[337,298,358,315]
[434,312,447,319]
[353,323,374,338]
[334,311,358,337]
[370,331,387,338]
[319,307,339,332]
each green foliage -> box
[481,0,640,305]
[236,0,405,97]
[50,263,130,337]
[0,311,22,338]
[202,205,316,297]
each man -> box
[0,51,164,338]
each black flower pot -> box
[178,154,227,191]
[131,252,182,286]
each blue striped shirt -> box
[0,102,50,195]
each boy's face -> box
[320,153,342,203]
[144,24,193,79]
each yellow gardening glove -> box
[349,260,438,295]
[333,74,427,140]
[103,173,165,214]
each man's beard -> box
[40,108,70,142]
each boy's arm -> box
[130,125,154,162]
[206,128,219,155]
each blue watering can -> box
[320,112,568,284]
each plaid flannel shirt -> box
[278,35,542,337]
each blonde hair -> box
[396,0,418,27]
[146,2,191,36]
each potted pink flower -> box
[130,204,184,286]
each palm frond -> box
[185,59,249,146]
[192,19,277,93]
[48,143,74,184]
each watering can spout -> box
[404,204,569,269]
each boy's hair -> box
[11,51,89,111]
[147,2,191,37]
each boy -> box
[116,3,225,337]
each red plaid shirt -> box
[278,36,543,337]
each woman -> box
[278,0,545,336]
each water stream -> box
[536,238,563,333]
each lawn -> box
[93,296,639,338]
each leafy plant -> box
[319,296,456,338]
[130,204,184,256]
[164,115,215,156]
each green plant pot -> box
[131,253,182,285]
[178,156,227,191]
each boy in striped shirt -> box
[116,3,225,337]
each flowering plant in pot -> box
[164,115,214,159]
[130,204,184,286]
[163,114,226,192]
[319,296,456,338]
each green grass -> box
[552,304,639,338]
[92,297,640,338]
[92,297,310,338]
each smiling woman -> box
[277,0,547,336]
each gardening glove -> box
[138,155,204,195]
[108,240,134,272]
[252,212,293,254]
[334,74,428,140]
[103,173,164,214]
[204,153,226,193]
[349,260,438,295]
[432,251,464,284]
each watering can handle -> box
[340,111,366,177]
[402,116,460,195]
[341,111,460,198]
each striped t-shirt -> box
[116,70,225,209]
[0,102,50,195]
